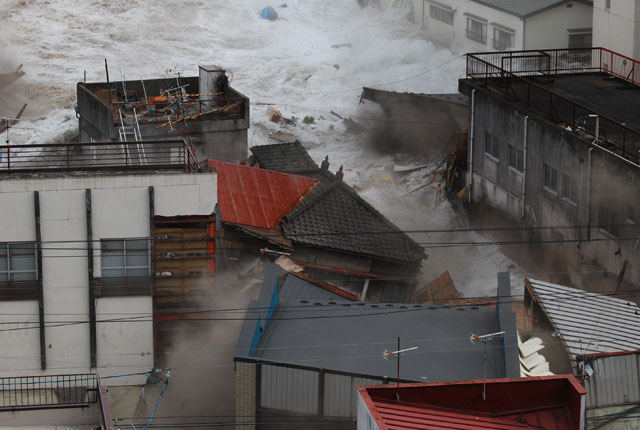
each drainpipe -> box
[586,146,594,241]
[521,116,528,219]
[468,89,476,203]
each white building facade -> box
[592,0,640,60]
[404,0,593,53]
[0,172,217,386]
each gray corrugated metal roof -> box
[471,0,589,18]
[583,351,640,408]
[527,279,640,358]
[236,267,519,383]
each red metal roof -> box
[359,376,586,430]
[207,160,317,229]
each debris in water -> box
[261,6,277,20]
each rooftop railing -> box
[0,139,200,174]
[465,47,640,164]
[0,373,98,411]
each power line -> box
[0,285,637,331]
[0,282,638,318]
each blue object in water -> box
[261,6,277,20]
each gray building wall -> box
[463,83,640,288]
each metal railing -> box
[0,373,98,411]
[465,47,640,164]
[0,139,200,174]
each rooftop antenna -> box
[470,331,504,400]
[383,337,418,402]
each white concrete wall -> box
[593,0,640,59]
[0,173,216,385]
[413,0,525,52]
[409,0,594,52]
[525,2,593,50]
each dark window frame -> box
[0,242,37,282]
[484,131,500,160]
[467,18,487,44]
[493,27,514,50]
[508,144,524,173]
[543,163,558,192]
[561,173,577,203]
[100,238,151,278]
[429,4,454,25]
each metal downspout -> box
[587,147,594,240]
[521,116,528,218]
[468,89,476,203]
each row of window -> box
[543,164,577,203]
[483,132,576,203]
[429,3,514,49]
[0,239,150,282]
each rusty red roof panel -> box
[359,376,585,430]
[207,160,318,229]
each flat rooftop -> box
[530,72,640,131]
[461,48,640,164]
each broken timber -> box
[0,103,28,133]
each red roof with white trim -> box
[359,376,586,430]
[207,160,317,229]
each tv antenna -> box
[383,337,418,402]
[470,331,504,400]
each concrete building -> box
[592,0,640,60]
[0,140,216,396]
[460,47,640,289]
[76,65,250,163]
[234,267,519,429]
[395,0,593,52]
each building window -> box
[430,4,454,25]
[598,205,619,237]
[0,242,37,281]
[568,33,592,49]
[543,164,558,192]
[508,145,524,173]
[467,18,487,44]
[493,27,514,50]
[562,173,577,203]
[101,238,150,277]
[484,132,499,160]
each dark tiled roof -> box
[250,143,425,264]
[250,141,319,174]
[283,180,424,263]
[472,0,590,17]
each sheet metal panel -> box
[528,279,640,358]
[208,160,317,229]
[585,352,640,408]
[324,373,382,417]
[260,363,318,414]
